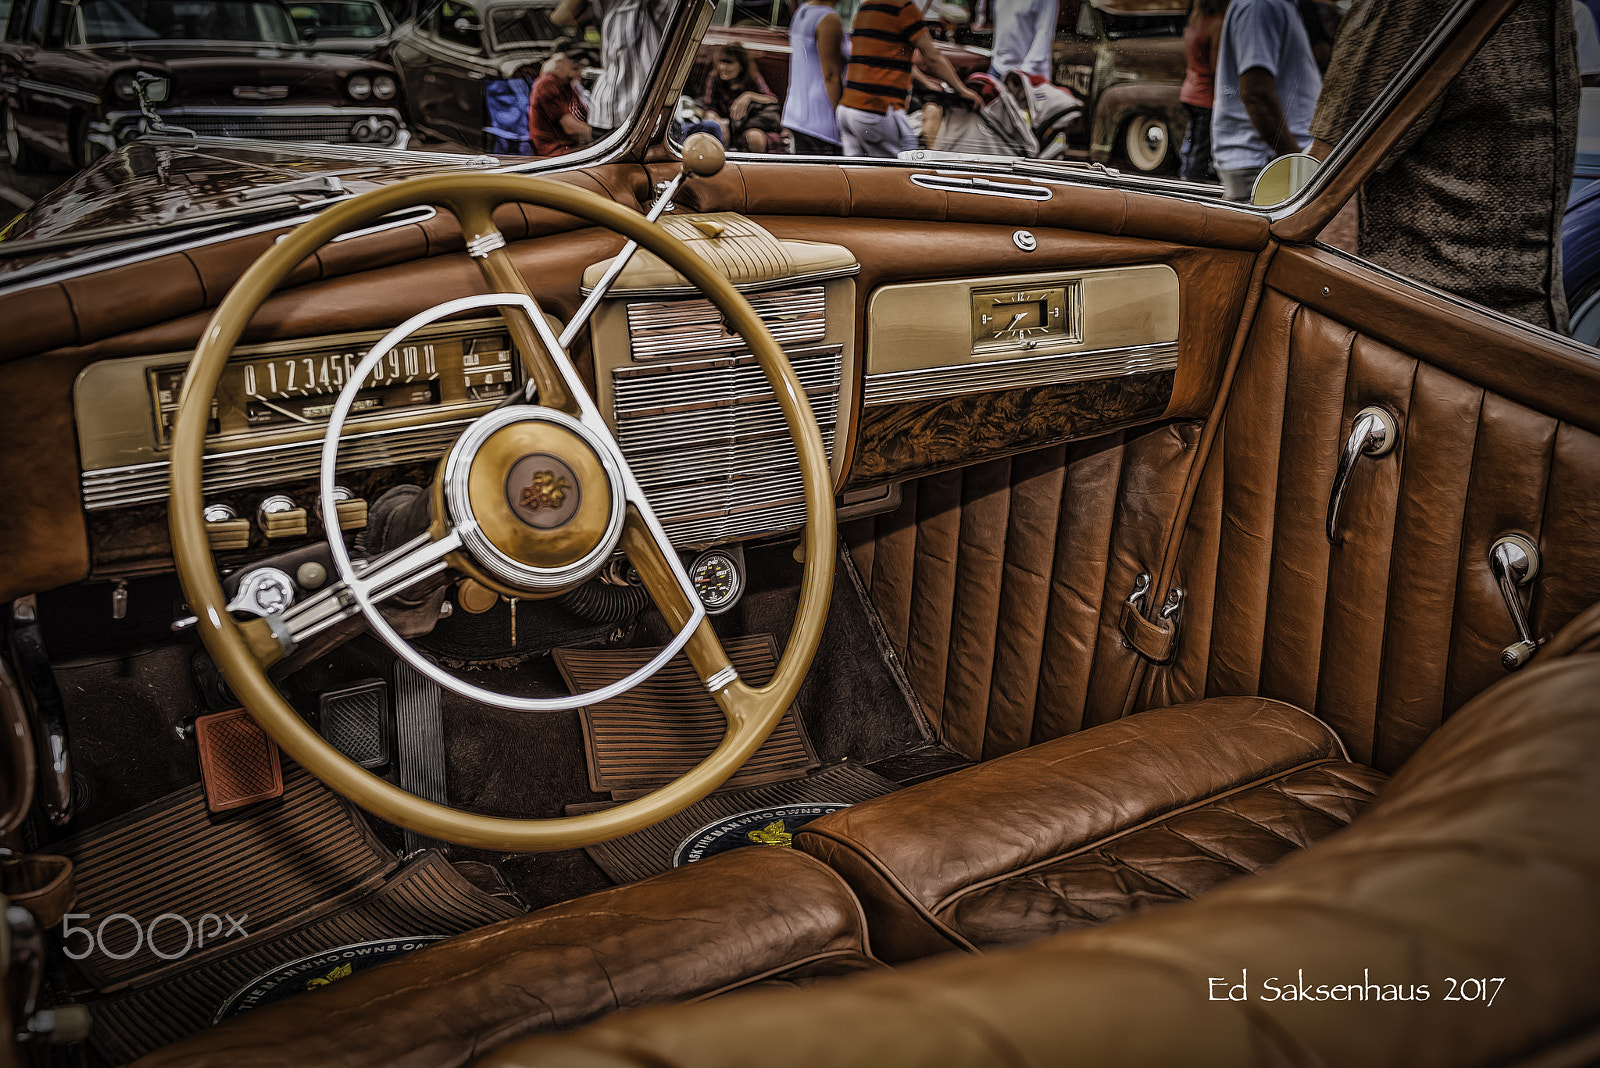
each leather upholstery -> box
[133,848,883,1068]
[795,698,1384,961]
[843,422,1199,759]
[474,644,1600,1068]
[1146,255,1600,772]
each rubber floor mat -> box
[83,852,521,1064]
[556,634,818,799]
[570,763,899,883]
[53,762,396,994]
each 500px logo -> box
[60,913,250,961]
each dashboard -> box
[65,211,1187,588]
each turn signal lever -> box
[1490,534,1542,671]
[505,131,727,409]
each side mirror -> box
[299,25,318,42]
[1251,152,1321,207]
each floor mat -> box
[53,762,396,994]
[570,763,899,883]
[555,634,818,799]
[82,852,521,1064]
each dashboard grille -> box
[612,316,841,546]
[626,286,827,361]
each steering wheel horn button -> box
[447,407,625,592]
[506,453,582,529]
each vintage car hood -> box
[0,137,500,283]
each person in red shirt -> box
[528,44,592,157]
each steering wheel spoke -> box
[279,527,463,647]
[449,194,580,416]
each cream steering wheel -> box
[169,173,835,851]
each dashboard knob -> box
[681,131,725,178]
[256,495,307,539]
[203,502,251,551]
[330,485,369,532]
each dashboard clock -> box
[970,283,1075,353]
[689,549,744,614]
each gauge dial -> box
[690,549,744,614]
[970,284,1072,351]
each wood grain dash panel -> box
[846,371,1174,487]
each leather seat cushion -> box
[134,847,884,1068]
[475,647,1600,1068]
[796,697,1386,961]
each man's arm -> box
[552,0,590,28]
[1239,66,1302,158]
[911,31,982,108]
[816,10,845,107]
[560,112,592,143]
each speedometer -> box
[147,322,519,443]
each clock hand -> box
[1004,311,1028,332]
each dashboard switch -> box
[331,486,369,531]
[257,495,307,539]
[203,503,251,551]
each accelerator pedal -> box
[193,708,284,813]
[318,679,392,769]
[394,661,449,855]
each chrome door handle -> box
[1490,534,1541,670]
[1326,405,1398,545]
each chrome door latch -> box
[1327,405,1398,545]
[1490,534,1542,671]
[1120,571,1185,665]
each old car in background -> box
[1051,0,1186,172]
[388,0,561,147]
[287,0,396,56]
[0,0,409,171]
[2,0,1598,1065]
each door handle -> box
[1326,405,1398,545]
[1490,534,1541,670]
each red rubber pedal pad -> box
[194,708,284,813]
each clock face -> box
[690,550,743,614]
[970,285,1072,350]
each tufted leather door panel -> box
[1143,250,1600,771]
[844,422,1198,761]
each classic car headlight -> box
[111,71,168,103]
[372,75,397,101]
[347,75,373,100]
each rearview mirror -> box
[1251,152,1321,207]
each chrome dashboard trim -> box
[80,417,475,510]
[910,173,1053,200]
[861,340,1179,405]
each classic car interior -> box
[2,0,1599,1065]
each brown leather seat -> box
[466,642,1600,1067]
[795,697,1387,961]
[133,847,884,1068]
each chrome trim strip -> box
[18,78,99,105]
[704,665,739,692]
[910,173,1053,201]
[81,418,474,510]
[862,341,1179,405]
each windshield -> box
[488,3,556,49]
[75,0,300,44]
[285,0,387,36]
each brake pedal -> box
[318,679,391,769]
[394,661,448,855]
[194,708,284,813]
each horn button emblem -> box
[507,454,581,529]
[445,409,625,594]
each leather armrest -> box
[796,698,1349,961]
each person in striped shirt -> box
[836,0,982,157]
